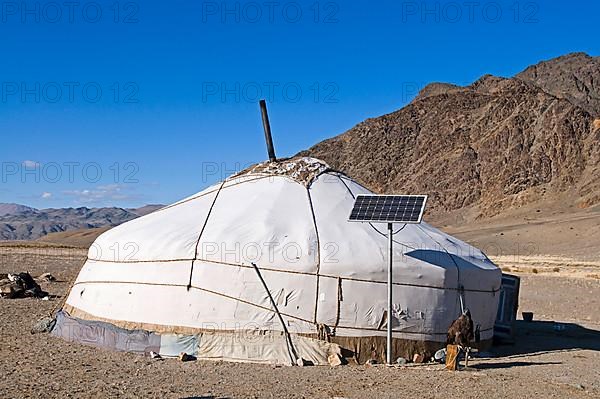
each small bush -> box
[532,268,539,274]
[553,267,560,273]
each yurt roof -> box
[233,157,333,187]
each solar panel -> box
[348,195,427,223]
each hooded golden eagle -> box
[447,309,475,347]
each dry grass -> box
[490,255,600,280]
[0,241,80,250]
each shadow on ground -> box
[182,397,223,399]
[492,321,600,357]
[472,361,562,370]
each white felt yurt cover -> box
[58,157,501,365]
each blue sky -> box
[1,0,598,209]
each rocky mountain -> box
[516,52,600,117]
[131,204,164,217]
[0,203,37,216]
[300,53,600,220]
[0,204,164,240]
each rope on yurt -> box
[74,258,499,293]
[305,186,322,326]
[332,277,343,337]
[250,262,299,366]
[187,180,226,291]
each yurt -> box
[53,157,502,365]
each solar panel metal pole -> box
[347,194,428,365]
[387,222,393,365]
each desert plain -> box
[2,205,600,399]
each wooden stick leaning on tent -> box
[250,262,300,366]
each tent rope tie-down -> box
[331,276,343,337]
[187,180,227,291]
[250,262,299,365]
[306,186,322,325]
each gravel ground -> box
[1,246,600,398]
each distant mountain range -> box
[0,203,163,241]
[300,52,600,220]
[0,203,37,216]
